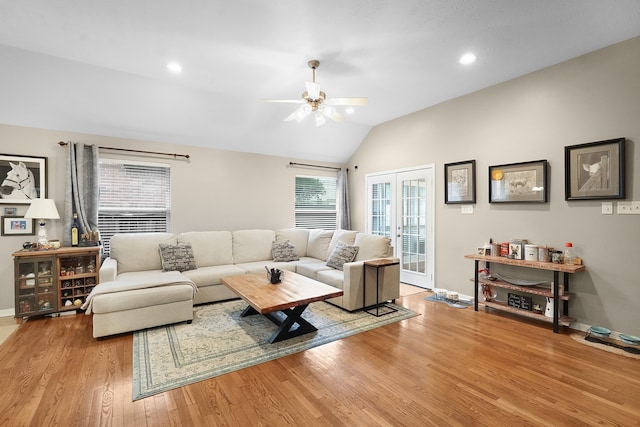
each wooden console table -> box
[465,254,586,333]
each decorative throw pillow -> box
[326,241,359,270]
[272,240,299,262]
[159,243,197,272]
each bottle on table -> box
[71,213,80,247]
[563,242,575,265]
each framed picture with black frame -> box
[0,154,47,204]
[564,137,625,200]
[489,160,548,203]
[444,160,476,204]
[1,215,35,236]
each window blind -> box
[295,175,337,229]
[98,160,171,256]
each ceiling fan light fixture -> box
[266,59,367,125]
[315,111,326,127]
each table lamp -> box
[24,198,60,248]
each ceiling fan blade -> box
[263,99,305,104]
[305,81,321,100]
[325,97,368,106]
[320,106,344,122]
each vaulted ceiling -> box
[1,1,640,163]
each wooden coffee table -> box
[221,271,343,343]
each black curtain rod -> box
[58,141,190,159]
[289,161,342,171]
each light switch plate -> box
[602,202,613,215]
[461,205,473,214]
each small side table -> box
[363,259,400,317]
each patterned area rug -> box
[133,299,417,400]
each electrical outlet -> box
[617,202,633,214]
[602,202,613,215]
[632,201,640,214]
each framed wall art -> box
[1,216,35,236]
[489,160,548,203]
[0,154,47,204]
[564,137,625,200]
[444,160,476,204]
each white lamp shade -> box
[24,199,60,220]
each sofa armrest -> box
[342,257,400,310]
[99,257,118,283]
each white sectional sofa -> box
[91,228,400,338]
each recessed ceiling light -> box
[459,53,477,65]
[167,61,183,74]
[345,107,355,114]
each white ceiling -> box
[1,1,640,163]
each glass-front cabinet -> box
[15,255,57,318]
[13,246,101,323]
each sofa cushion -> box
[232,229,276,264]
[110,232,177,273]
[326,241,359,270]
[272,240,300,262]
[296,261,333,280]
[275,228,309,257]
[354,233,392,261]
[328,229,358,255]
[159,243,197,272]
[181,264,246,287]
[178,231,233,267]
[306,229,334,261]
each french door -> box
[366,166,434,288]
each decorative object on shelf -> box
[564,137,625,200]
[489,160,548,203]
[0,154,47,204]
[24,198,60,248]
[494,272,548,286]
[544,297,555,318]
[508,293,532,311]
[444,160,476,204]
[1,216,35,236]
[508,240,525,260]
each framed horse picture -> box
[0,154,47,204]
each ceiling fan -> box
[264,60,368,126]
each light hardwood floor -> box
[1,289,639,426]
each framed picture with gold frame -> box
[489,160,548,203]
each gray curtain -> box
[337,168,351,230]
[64,143,99,246]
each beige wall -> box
[348,36,640,335]
[0,125,341,313]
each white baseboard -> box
[0,308,15,318]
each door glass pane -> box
[371,182,391,238]
[401,178,426,274]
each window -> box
[295,175,337,229]
[98,159,171,256]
